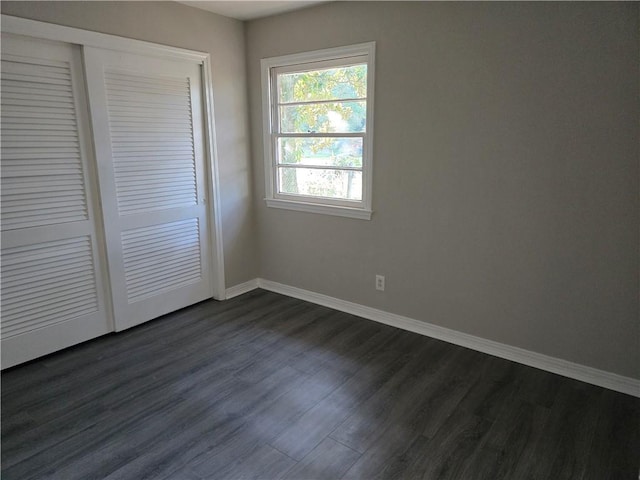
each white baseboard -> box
[225,279,259,299]
[252,278,639,398]
[222,277,639,396]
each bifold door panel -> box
[1,33,214,367]
[83,48,211,331]
[1,35,111,368]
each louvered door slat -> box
[3,154,80,163]
[3,306,100,338]
[126,259,202,284]
[121,221,198,241]
[0,236,99,337]
[3,87,73,98]
[3,272,96,295]
[123,250,201,274]
[122,233,199,258]
[112,155,195,163]
[2,200,86,215]
[122,241,200,263]
[3,287,97,314]
[118,220,194,242]
[1,53,89,231]
[3,168,83,177]
[110,132,193,140]
[2,211,87,225]
[3,256,93,280]
[3,286,99,319]
[120,219,202,303]
[108,118,192,127]
[1,112,77,122]
[104,69,197,216]
[2,125,77,133]
[3,286,98,319]
[2,180,84,191]
[115,164,196,173]
[3,243,89,266]
[1,74,72,87]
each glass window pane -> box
[279,167,362,200]
[278,64,367,103]
[280,101,366,133]
[278,137,362,168]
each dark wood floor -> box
[2,289,638,480]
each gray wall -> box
[2,1,638,379]
[1,1,258,287]
[246,2,639,378]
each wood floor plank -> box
[460,399,550,479]
[338,351,483,479]
[233,307,356,381]
[281,438,361,480]
[97,366,307,480]
[545,384,604,480]
[268,330,422,460]
[1,290,637,480]
[345,410,493,480]
[3,393,191,480]
[329,339,450,453]
[190,363,353,478]
[199,444,296,480]
[414,410,494,480]
[508,379,604,480]
[1,334,261,469]
[453,355,520,422]
[369,434,432,480]
[581,389,640,480]
[513,364,564,408]
[457,446,504,480]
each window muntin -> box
[277,137,362,167]
[262,44,374,219]
[279,101,366,134]
[277,64,367,104]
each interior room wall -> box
[2,1,637,380]
[1,0,258,287]
[245,2,639,379]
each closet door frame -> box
[1,14,227,303]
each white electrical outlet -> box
[376,274,385,291]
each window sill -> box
[265,198,372,220]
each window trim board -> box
[260,42,376,220]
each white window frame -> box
[261,42,375,220]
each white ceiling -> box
[178,1,328,21]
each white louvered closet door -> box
[83,47,212,331]
[1,35,111,368]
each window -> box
[261,43,375,220]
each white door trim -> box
[1,15,207,62]
[202,56,226,300]
[1,14,227,301]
